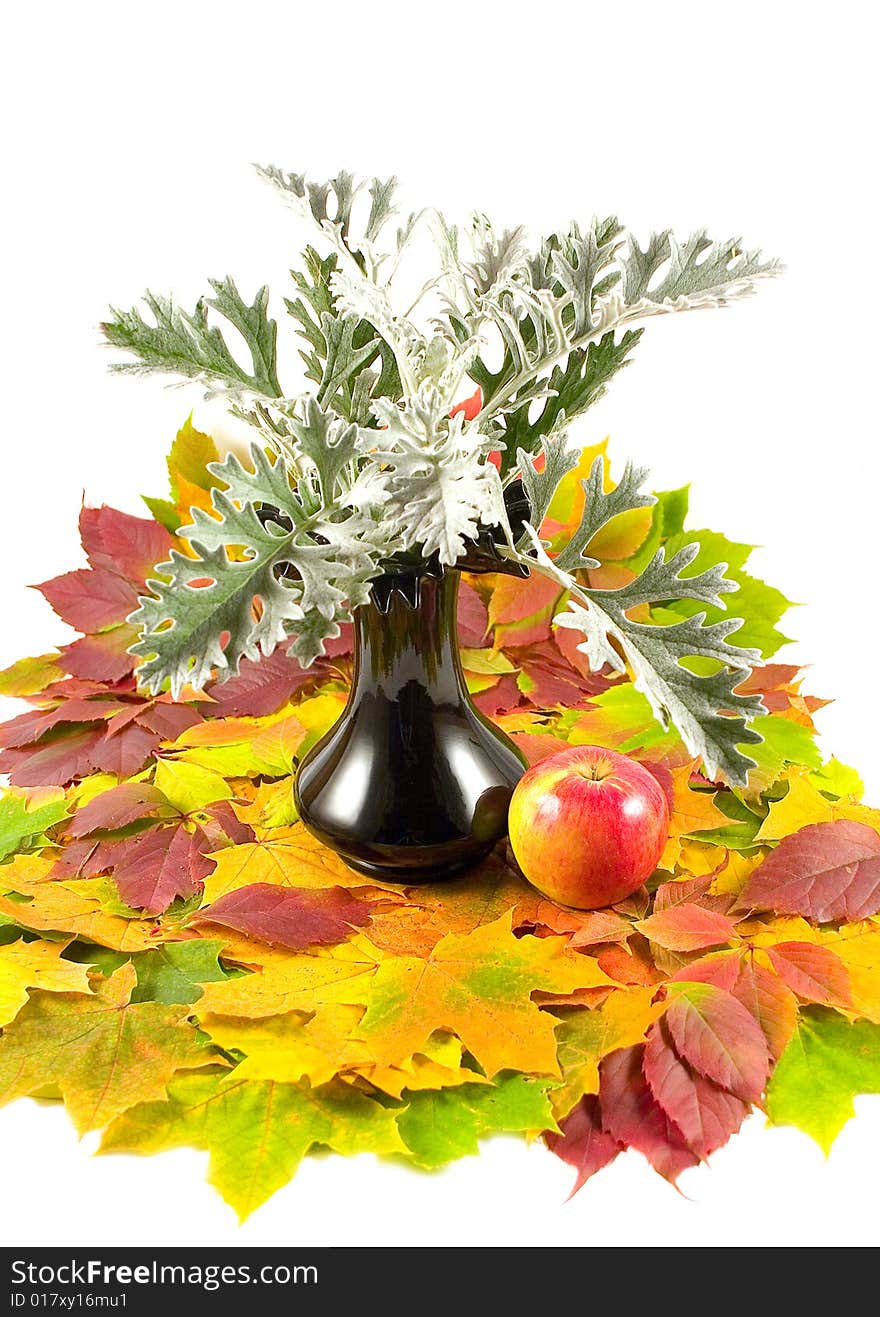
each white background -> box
[2,0,879,1248]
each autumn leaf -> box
[398,1073,556,1168]
[35,566,139,634]
[129,939,230,1005]
[100,1068,405,1220]
[341,914,613,1077]
[766,1008,880,1152]
[203,823,405,902]
[0,937,94,1027]
[763,941,852,1008]
[731,955,799,1060]
[637,903,740,953]
[658,766,732,870]
[195,936,383,1019]
[193,883,371,950]
[70,782,169,836]
[78,504,173,587]
[153,759,232,813]
[740,820,880,921]
[0,790,68,861]
[664,981,770,1101]
[0,653,65,698]
[112,824,212,914]
[643,1018,748,1158]
[545,1094,622,1194]
[551,986,666,1118]
[0,963,210,1133]
[0,884,157,952]
[598,1045,699,1182]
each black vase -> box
[294,568,527,882]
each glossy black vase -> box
[294,569,527,882]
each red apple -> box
[508,745,669,909]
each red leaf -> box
[113,824,210,915]
[457,582,489,647]
[35,567,138,633]
[0,698,131,750]
[201,800,255,847]
[488,571,560,643]
[88,723,160,777]
[134,702,204,739]
[473,673,522,716]
[193,882,371,950]
[545,1095,621,1194]
[764,941,852,1008]
[643,1020,748,1159]
[552,624,615,692]
[665,983,770,1102]
[670,953,742,992]
[637,903,739,952]
[60,631,136,682]
[569,910,634,948]
[653,875,714,910]
[70,783,168,837]
[596,943,665,986]
[0,727,105,787]
[731,957,799,1060]
[740,820,880,922]
[204,647,326,718]
[598,1045,699,1182]
[51,838,123,878]
[79,504,173,586]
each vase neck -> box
[351,571,464,703]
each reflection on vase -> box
[294,569,526,881]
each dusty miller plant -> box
[101,166,780,783]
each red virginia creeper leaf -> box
[203,647,328,718]
[35,567,138,633]
[70,783,169,837]
[545,1094,622,1194]
[60,631,136,682]
[637,903,739,952]
[740,820,880,922]
[113,824,211,914]
[731,956,799,1060]
[192,882,371,950]
[764,941,852,1008]
[79,505,173,586]
[643,1019,748,1158]
[0,727,106,787]
[598,1045,699,1182]
[87,724,161,778]
[474,674,522,716]
[665,982,770,1101]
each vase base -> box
[341,847,495,885]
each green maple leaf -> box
[766,1008,880,1153]
[100,1068,406,1220]
[397,1073,557,1168]
[130,940,231,1006]
[0,964,210,1133]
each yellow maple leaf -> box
[0,938,95,1027]
[336,913,614,1078]
[0,884,157,952]
[198,934,383,1019]
[659,765,731,870]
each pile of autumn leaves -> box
[1,421,880,1221]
